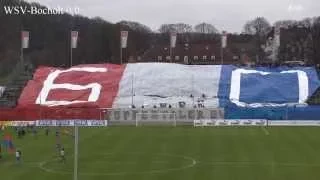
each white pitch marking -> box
[261,127,270,135]
[1,161,40,167]
[38,152,197,176]
[198,161,320,168]
[271,160,275,177]
[90,160,169,165]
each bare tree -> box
[175,23,193,33]
[273,20,297,29]
[243,17,271,36]
[159,23,193,33]
[274,18,315,30]
[92,17,111,24]
[194,23,219,34]
[314,17,320,25]
[243,17,271,63]
[297,18,313,28]
[119,20,152,33]
[312,17,320,66]
[159,24,175,33]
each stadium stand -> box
[0,61,35,108]
[307,87,320,105]
[1,63,320,120]
[306,70,320,104]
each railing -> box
[1,105,320,121]
[0,107,224,121]
[0,107,101,120]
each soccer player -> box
[0,145,2,160]
[32,125,37,137]
[60,148,66,163]
[16,149,21,163]
[17,127,22,139]
[56,128,61,151]
[45,127,49,136]
[56,128,60,137]
[4,132,15,153]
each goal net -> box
[135,112,176,127]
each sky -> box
[25,0,320,33]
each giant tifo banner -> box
[0,63,319,120]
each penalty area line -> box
[261,127,270,135]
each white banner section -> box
[37,120,108,127]
[170,32,177,48]
[194,119,267,127]
[21,31,30,49]
[107,108,224,121]
[0,120,108,127]
[71,31,78,48]
[121,31,128,48]
[268,120,320,126]
[221,31,227,48]
[194,120,320,127]
[0,86,5,97]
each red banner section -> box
[1,64,125,120]
[18,64,125,108]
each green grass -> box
[1,126,320,180]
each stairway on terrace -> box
[307,87,320,105]
[0,61,35,108]
[307,70,320,105]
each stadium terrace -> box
[0,63,320,121]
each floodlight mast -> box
[71,30,79,180]
[74,125,79,180]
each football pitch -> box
[1,126,320,180]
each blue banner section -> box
[240,72,299,103]
[217,65,233,107]
[218,65,320,108]
[225,105,320,120]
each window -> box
[184,56,189,64]
[203,55,207,60]
[211,55,215,61]
[194,56,199,60]
[166,56,171,60]
[137,56,141,61]
[157,56,162,61]
[175,56,180,61]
